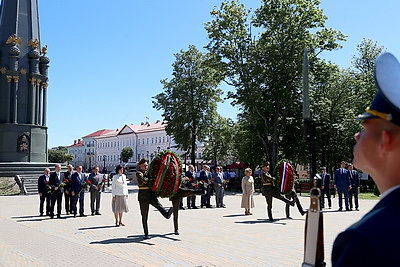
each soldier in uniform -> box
[285,187,306,219]
[136,158,173,239]
[261,162,294,221]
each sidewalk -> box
[0,185,377,266]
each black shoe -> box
[50,215,54,219]
[221,204,226,208]
[187,206,192,209]
[192,206,198,209]
[286,216,292,219]
[301,211,307,216]
[356,208,359,211]
[200,205,204,208]
[216,205,220,208]
[73,214,76,218]
[80,214,87,217]
[166,207,173,219]
[206,205,212,208]
[91,213,95,216]
[57,215,61,219]
[338,208,343,211]
[144,235,150,240]
[40,213,43,216]
[179,207,185,210]
[268,218,275,222]
[95,212,102,215]
[66,212,69,215]
[290,200,295,207]
[174,230,179,235]
[346,208,351,211]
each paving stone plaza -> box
[0,184,376,266]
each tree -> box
[48,146,74,163]
[205,0,346,171]
[202,115,236,165]
[153,45,223,166]
[120,147,133,163]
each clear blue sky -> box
[39,0,400,148]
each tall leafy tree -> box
[120,147,133,163]
[153,45,222,165]
[205,0,346,171]
[202,115,236,165]
[48,146,73,163]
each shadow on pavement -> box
[223,214,248,218]
[235,218,287,225]
[79,225,120,230]
[90,233,180,245]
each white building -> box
[68,120,208,172]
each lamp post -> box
[157,146,160,153]
[103,155,106,173]
[146,151,149,159]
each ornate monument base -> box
[0,124,47,162]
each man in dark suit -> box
[48,164,65,218]
[332,52,400,266]
[37,168,51,216]
[63,164,74,215]
[347,163,360,211]
[199,165,212,208]
[88,166,103,216]
[70,165,87,217]
[320,167,332,209]
[334,161,351,211]
[185,164,198,209]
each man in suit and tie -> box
[63,164,74,215]
[320,167,332,209]
[49,164,65,218]
[332,52,400,266]
[212,166,226,208]
[88,166,103,216]
[199,165,212,208]
[38,168,51,216]
[185,165,198,209]
[347,163,360,211]
[334,161,351,211]
[71,165,87,217]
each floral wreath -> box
[148,150,182,198]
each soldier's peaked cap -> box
[357,52,400,126]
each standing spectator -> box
[136,158,173,239]
[89,166,103,216]
[332,52,400,266]
[261,162,294,221]
[70,165,87,217]
[37,168,50,216]
[112,164,129,226]
[213,166,226,208]
[241,168,255,215]
[334,161,351,211]
[49,164,65,219]
[320,167,332,209]
[185,165,198,209]
[63,164,74,215]
[347,164,360,211]
[199,165,212,208]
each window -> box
[162,137,165,143]
[152,138,154,144]
[147,138,149,144]
[159,137,161,143]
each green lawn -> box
[358,192,380,200]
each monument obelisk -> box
[0,0,49,161]
[0,0,52,191]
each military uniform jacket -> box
[261,172,277,196]
[136,170,155,202]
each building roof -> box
[82,129,114,138]
[67,139,84,148]
[120,120,166,135]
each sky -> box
[38,0,400,148]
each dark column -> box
[42,83,47,126]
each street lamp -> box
[267,135,272,141]
[157,146,160,153]
[103,155,106,173]
[146,151,149,159]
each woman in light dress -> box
[112,164,129,226]
[241,168,255,215]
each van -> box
[123,162,137,183]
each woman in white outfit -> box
[112,164,129,226]
[241,168,255,215]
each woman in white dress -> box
[241,168,255,215]
[112,164,129,226]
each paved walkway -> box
[0,185,378,266]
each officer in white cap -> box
[332,53,400,266]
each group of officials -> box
[37,164,105,218]
[317,161,360,211]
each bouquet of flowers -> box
[78,179,91,195]
[148,150,182,198]
[97,178,107,190]
[45,180,52,194]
